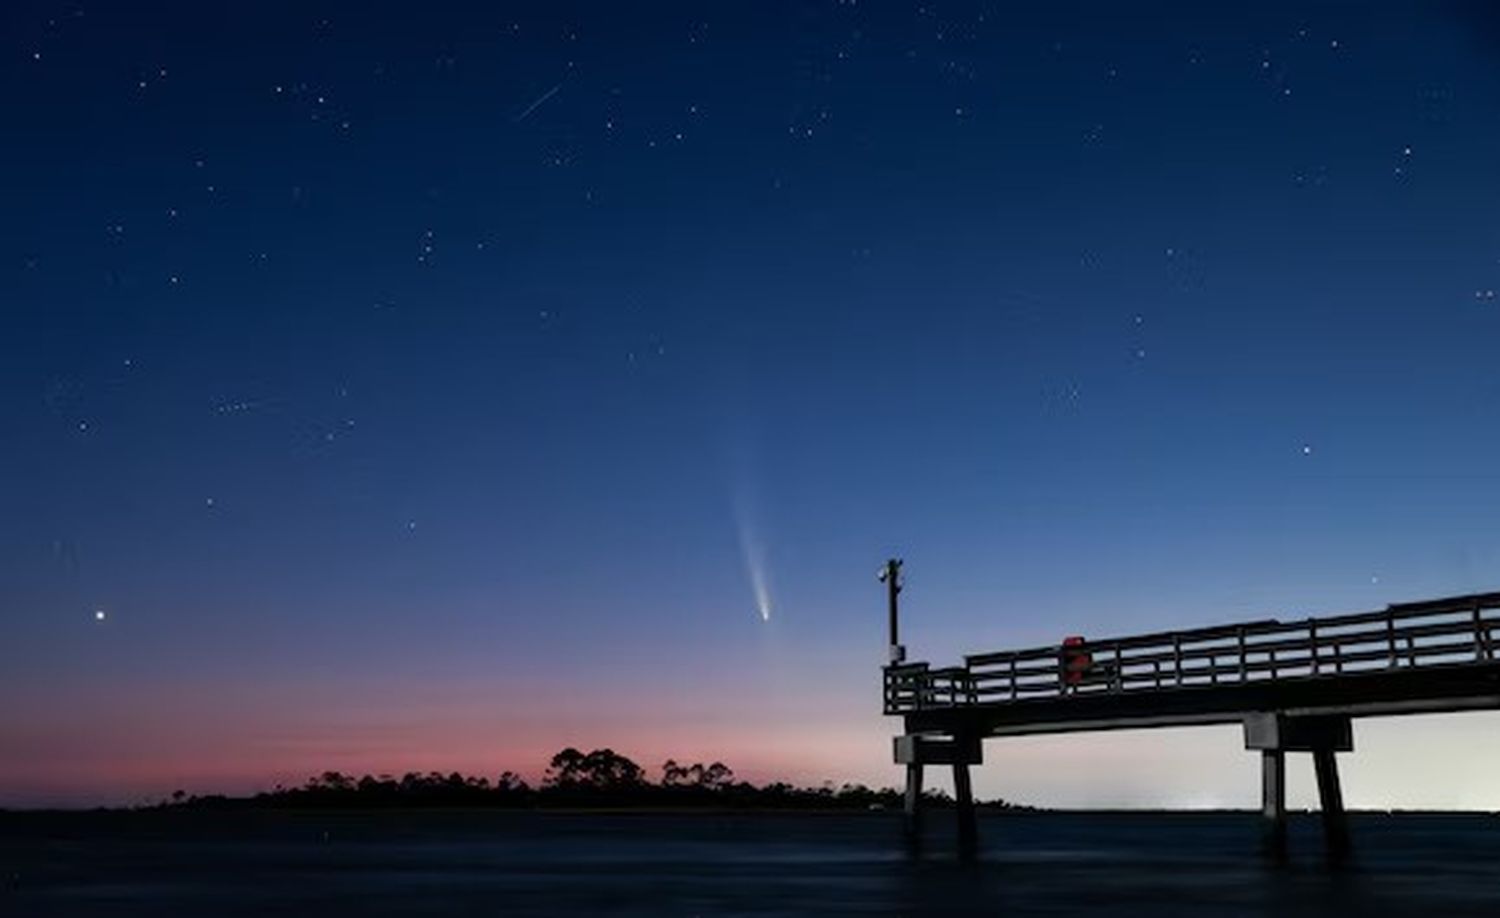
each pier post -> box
[1260,749,1288,861]
[895,733,982,858]
[903,762,924,850]
[1313,748,1350,864]
[1244,712,1353,863]
[953,761,977,861]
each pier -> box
[880,560,1500,861]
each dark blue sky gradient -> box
[4,1,1500,806]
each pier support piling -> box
[895,733,982,858]
[903,763,924,850]
[1260,749,1287,861]
[1244,713,1354,863]
[1313,748,1350,864]
[953,762,977,861]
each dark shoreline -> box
[4,805,1496,817]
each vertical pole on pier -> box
[1313,749,1351,864]
[1261,750,1287,862]
[953,761,977,861]
[882,559,904,664]
[903,762,924,852]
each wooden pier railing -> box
[883,591,1500,715]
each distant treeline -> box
[159,747,1027,811]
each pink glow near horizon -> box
[10,709,1500,812]
[0,690,894,807]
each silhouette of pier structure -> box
[879,559,1500,862]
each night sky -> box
[5,1,1500,809]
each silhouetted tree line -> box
[158,747,1026,812]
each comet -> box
[733,492,773,623]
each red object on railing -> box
[1061,635,1092,685]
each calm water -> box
[3,810,1499,915]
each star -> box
[94,609,106,622]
